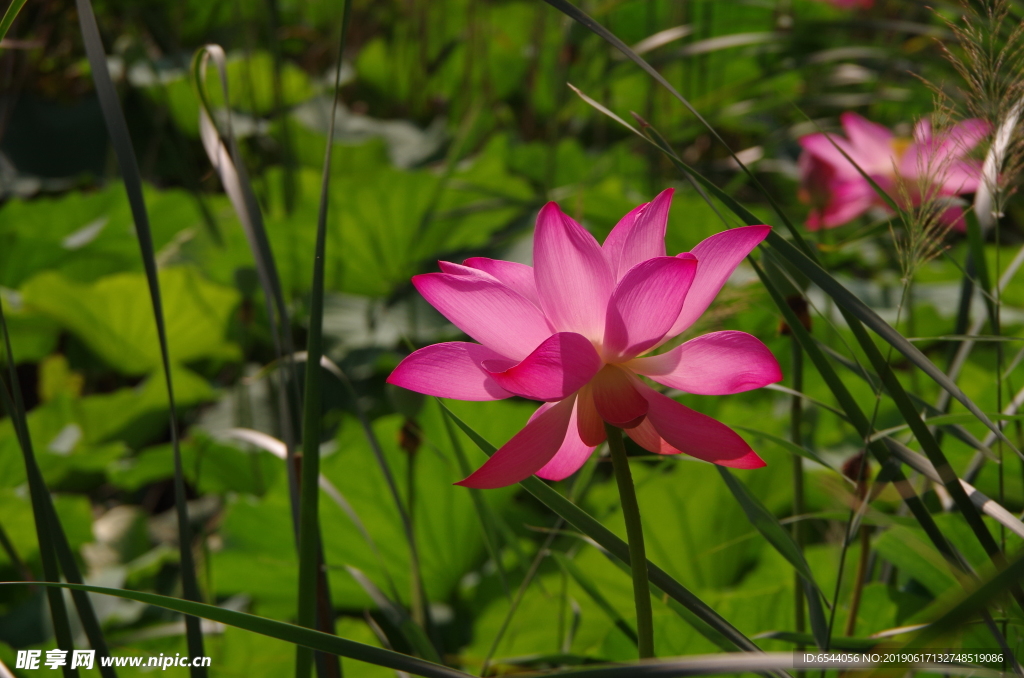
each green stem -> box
[605,423,654,659]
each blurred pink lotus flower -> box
[388,190,782,488]
[798,112,990,230]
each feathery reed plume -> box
[935,0,1024,226]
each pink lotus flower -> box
[798,112,990,230]
[388,190,782,488]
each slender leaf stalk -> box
[296,4,352,677]
[75,0,206,671]
[605,424,654,659]
[0,306,116,678]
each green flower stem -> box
[605,423,654,659]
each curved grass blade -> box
[192,44,303,532]
[296,8,352,676]
[75,0,205,672]
[0,375,77,678]
[0,582,469,678]
[1,303,116,677]
[552,553,638,646]
[716,468,829,650]
[0,0,27,46]
[0,519,29,581]
[435,403,784,668]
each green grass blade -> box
[0,582,470,678]
[0,390,77,678]
[75,0,206,672]
[436,402,781,663]
[0,314,115,677]
[297,6,352,677]
[552,553,638,646]
[0,308,78,677]
[0,0,27,46]
[716,468,829,650]
[966,213,998,332]
[0,518,28,581]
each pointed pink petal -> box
[667,225,770,337]
[533,400,597,481]
[602,188,673,280]
[388,342,514,400]
[604,255,698,359]
[456,396,576,489]
[413,272,553,360]
[602,202,646,264]
[841,112,894,163]
[640,385,766,468]
[576,386,607,446]
[462,257,540,306]
[591,365,648,427]
[630,330,782,395]
[533,202,615,340]
[484,332,602,402]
